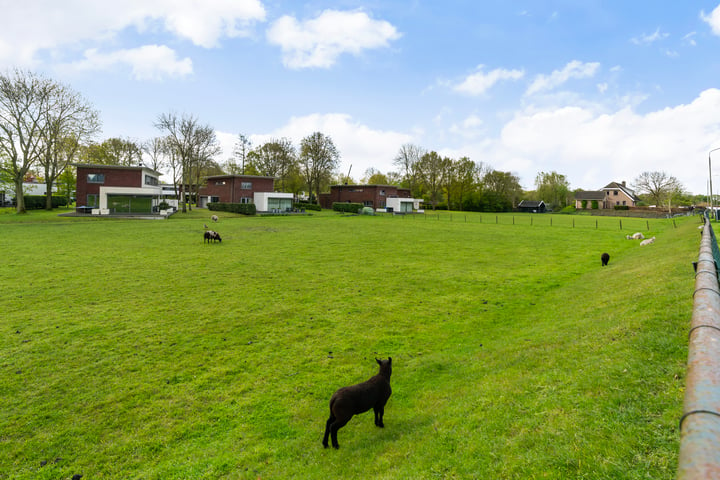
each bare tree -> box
[37,83,100,209]
[633,171,684,214]
[0,69,55,213]
[142,137,169,172]
[155,112,220,213]
[393,143,425,195]
[299,132,340,203]
[233,133,251,175]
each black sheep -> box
[323,357,392,449]
[601,252,610,266]
[204,230,222,243]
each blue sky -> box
[3,1,720,194]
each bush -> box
[22,195,68,210]
[581,200,587,209]
[558,205,577,214]
[294,202,321,211]
[614,205,630,210]
[158,201,170,210]
[207,202,256,215]
[333,202,364,213]
[591,200,599,209]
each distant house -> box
[74,163,166,215]
[518,200,546,213]
[575,181,640,209]
[197,175,294,212]
[319,184,422,212]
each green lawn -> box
[0,209,698,479]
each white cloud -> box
[701,5,720,35]
[266,9,401,69]
[630,27,669,45]
[683,31,698,46]
[449,89,720,193]
[452,65,525,96]
[71,45,193,80]
[0,0,266,67]
[526,60,600,96]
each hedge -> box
[207,202,257,215]
[22,195,69,210]
[614,205,630,210]
[333,202,364,213]
[294,202,321,211]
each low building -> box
[198,175,294,212]
[518,200,546,213]
[319,184,422,212]
[575,181,640,209]
[74,163,165,215]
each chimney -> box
[621,181,626,187]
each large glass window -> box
[241,182,252,189]
[268,197,292,211]
[107,195,152,213]
[87,194,98,207]
[145,175,158,186]
[87,173,104,184]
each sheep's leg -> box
[322,414,335,448]
[374,406,385,427]
[330,416,350,449]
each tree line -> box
[0,69,694,214]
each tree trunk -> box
[14,178,26,214]
[45,179,54,210]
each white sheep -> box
[211,215,218,223]
[631,232,645,240]
[640,236,656,246]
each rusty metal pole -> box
[678,220,720,479]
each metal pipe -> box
[678,220,720,479]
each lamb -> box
[640,236,655,246]
[203,230,222,243]
[323,357,392,449]
[601,252,610,266]
[211,215,218,223]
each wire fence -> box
[375,211,690,232]
[677,215,720,479]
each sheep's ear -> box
[388,357,392,364]
[376,358,381,365]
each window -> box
[614,190,619,196]
[380,189,386,196]
[210,196,220,203]
[240,197,252,204]
[144,175,158,186]
[241,182,252,190]
[622,201,627,206]
[87,173,104,184]
[363,200,373,207]
[87,194,98,207]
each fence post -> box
[496,215,498,224]
[677,219,720,478]
[620,219,623,230]
[596,219,598,230]
[647,220,650,231]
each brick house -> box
[198,175,294,212]
[74,163,164,215]
[575,181,640,209]
[319,184,422,212]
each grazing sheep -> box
[203,230,222,243]
[625,235,633,240]
[601,252,610,266]
[211,215,218,223]
[323,357,392,449]
[640,236,655,246]
[631,232,645,240]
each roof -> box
[73,163,161,176]
[518,200,545,207]
[602,181,640,201]
[331,184,408,189]
[574,191,606,200]
[204,174,275,180]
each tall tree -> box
[535,171,570,210]
[0,69,55,213]
[482,170,523,209]
[249,138,297,191]
[155,112,220,213]
[393,143,424,194]
[142,137,169,172]
[416,150,450,209]
[632,171,684,214]
[37,83,100,209]
[233,133,251,175]
[299,132,340,203]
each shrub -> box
[558,205,577,214]
[22,195,68,210]
[614,205,630,210]
[158,201,170,210]
[333,202,364,213]
[591,200,599,209]
[581,200,587,209]
[207,202,257,215]
[294,202,321,211]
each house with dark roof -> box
[517,200,546,213]
[575,181,640,209]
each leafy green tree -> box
[535,171,570,210]
[299,132,340,204]
[416,151,450,209]
[482,170,523,209]
[248,138,297,191]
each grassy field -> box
[0,208,699,479]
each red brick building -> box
[319,184,420,212]
[74,163,163,214]
[198,175,294,212]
